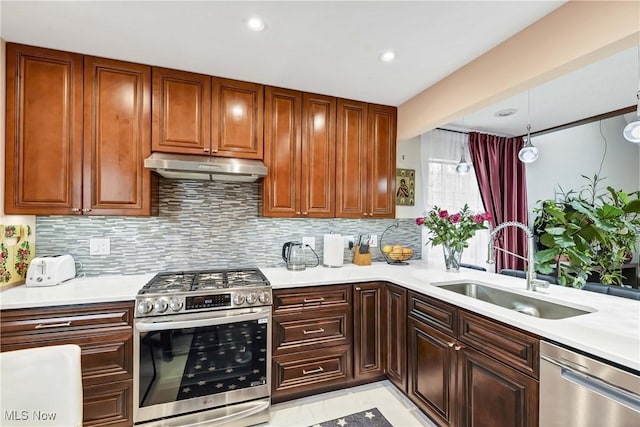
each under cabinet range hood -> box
[144,152,267,182]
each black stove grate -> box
[138,269,269,295]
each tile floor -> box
[263,381,437,427]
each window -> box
[420,130,491,270]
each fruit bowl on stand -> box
[380,222,414,265]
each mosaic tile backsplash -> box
[36,180,422,276]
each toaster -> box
[26,254,76,287]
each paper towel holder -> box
[322,233,344,268]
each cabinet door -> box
[407,318,457,427]
[212,78,264,159]
[385,283,407,392]
[84,57,154,216]
[335,99,368,218]
[263,87,302,217]
[4,43,83,215]
[152,67,211,155]
[367,104,396,218]
[458,347,538,427]
[353,283,385,381]
[300,93,336,218]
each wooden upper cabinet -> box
[4,43,83,215]
[263,87,302,217]
[263,88,336,218]
[300,93,336,217]
[84,56,155,216]
[212,78,264,159]
[367,104,396,218]
[151,67,211,155]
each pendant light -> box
[623,45,640,143]
[455,140,470,174]
[518,90,539,163]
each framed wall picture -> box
[396,168,415,206]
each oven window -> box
[138,319,268,407]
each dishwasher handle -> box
[543,355,640,412]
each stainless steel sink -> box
[435,282,594,319]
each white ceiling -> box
[0,1,565,107]
[445,45,640,136]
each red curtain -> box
[468,132,528,272]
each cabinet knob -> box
[296,212,301,215]
[355,287,361,291]
[204,148,210,153]
[213,149,218,153]
[71,208,81,212]
[302,212,308,216]
[369,212,374,216]
[81,208,92,212]
[454,344,464,351]
[447,342,455,348]
[363,213,369,217]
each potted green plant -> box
[534,175,640,287]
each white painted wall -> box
[525,115,640,216]
[395,136,423,219]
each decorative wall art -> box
[395,168,415,206]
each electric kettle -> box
[282,242,306,271]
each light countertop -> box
[1,262,638,372]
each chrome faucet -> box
[487,221,546,291]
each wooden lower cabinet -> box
[272,344,352,403]
[385,283,407,392]
[0,302,134,427]
[407,291,540,427]
[353,283,386,382]
[408,317,457,427]
[458,347,538,427]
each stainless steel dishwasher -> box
[540,341,640,427]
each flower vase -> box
[442,244,463,272]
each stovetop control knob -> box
[258,291,271,304]
[137,299,153,315]
[154,298,168,313]
[169,298,183,312]
[233,293,245,306]
[246,292,258,305]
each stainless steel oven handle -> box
[135,309,270,332]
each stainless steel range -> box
[133,269,272,427]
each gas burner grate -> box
[140,269,270,294]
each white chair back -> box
[0,344,83,427]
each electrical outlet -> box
[343,235,355,249]
[369,234,378,247]
[90,238,110,255]
[302,236,315,250]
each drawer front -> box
[1,302,133,336]
[273,285,351,314]
[273,308,351,355]
[408,291,457,336]
[0,328,133,384]
[83,379,133,427]
[272,345,352,398]
[458,310,539,378]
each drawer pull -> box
[447,342,455,348]
[454,344,464,351]
[302,366,325,375]
[303,297,325,304]
[303,328,325,335]
[35,321,72,329]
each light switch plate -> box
[90,238,110,255]
[369,234,378,247]
[343,235,355,249]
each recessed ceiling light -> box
[247,17,265,32]
[494,108,518,117]
[380,51,396,62]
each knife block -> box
[353,245,371,266]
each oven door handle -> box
[135,310,269,332]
